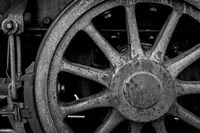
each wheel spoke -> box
[170,103,200,130]
[150,10,181,61]
[60,59,111,87]
[60,91,112,117]
[130,122,142,133]
[152,119,167,133]
[125,5,144,58]
[167,43,200,78]
[175,80,200,96]
[84,23,125,68]
[95,109,124,133]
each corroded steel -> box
[175,80,200,96]
[110,60,174,122]
[84,24,126,68]
[34,0,200,133]
[150,10,181,62]
[125,5,144,58]
[61,59,112,87]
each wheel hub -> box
[124,72,162,109]
[112,59,175,122]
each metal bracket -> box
[22,62,44,132]
[20,107,32,119]
[1,0,27,34]
[0,104,19,122]
[7,0,28,34]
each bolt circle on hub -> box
[111,59,175,122]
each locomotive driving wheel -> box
[34,0,200,132]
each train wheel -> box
[34,0,200,132]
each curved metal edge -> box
[24,62,44,133]
[33,0,200,133]
[34,0,106,133]
[34,0,79,67]
[184,0,200,10]
[34,1,80,133]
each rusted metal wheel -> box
[34,0,200,132]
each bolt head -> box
[6,22,13,30]
[43,17,51,25]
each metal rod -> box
[0,111,14,115]
[16,35,22,78]
[9,35,17,100]
[0,129,16,133]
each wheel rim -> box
[35,0,200,133]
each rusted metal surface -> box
[150,10,181,62]
[33,0,200,133]
[124,72,161,108]
[61,59,112,87]
[110,60,174,122]
[60,91,112,117]
[84,24,126,68]
[125,5,144,58]
[175,80,200,96]
[35,1,118,132]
